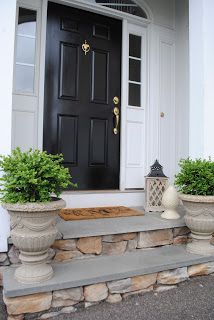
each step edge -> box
[3,246,214,298]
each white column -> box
[0,1,17,252]
[189,0,214,159]
[202,0,214,158]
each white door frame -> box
[20,0,151,191]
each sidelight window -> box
[14,7,37,94]
[128,34,142,107]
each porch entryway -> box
[44,2,122,190]
[2,0,214,318]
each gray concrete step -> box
[57,207,186,239]
[3,245,214,298]
[8,207,186,244]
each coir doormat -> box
[59,206,144,221]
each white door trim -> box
[119,18,128,191]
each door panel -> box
[59,43,79,99]
[89,118,108,166]
[91,50,109,103]
[44,2,122,190]
[57,115,78,166]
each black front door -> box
[44,2,122,190]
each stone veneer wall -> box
[52,226,190,262]
[0,226,191,319]
[0,226,190,272]
[3,262,214,320]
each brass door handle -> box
[113,107,120,135]
[160,112,165,118]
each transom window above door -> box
[95,0,148,19]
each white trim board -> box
[62,190,145,208]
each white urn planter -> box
[179,194,214,256]
[161,185,180,220]
[2,198,65,284]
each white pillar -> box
[202,0,214,158]
[189,0,214,159]
[0,1,16,252]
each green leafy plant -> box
[175,158,214,196]
[0,148,76,203]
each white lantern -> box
[145,160,169,212]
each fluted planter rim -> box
[179,193,214,203]
[2,197,66,212]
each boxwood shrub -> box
[175,158,214,196]
[0,148,76,203]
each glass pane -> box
[18,8,36,36]
[129,34,141,58]
[129,83,141,107]
[16,35,36,64]
[129,59,141,82]
[15,64,35,93]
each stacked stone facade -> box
[0,226,195,319]
[3,262,214,319]
[0,226,190,273]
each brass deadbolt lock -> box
[113,96,119,105]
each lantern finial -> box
[146,159,167,177]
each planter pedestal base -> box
[187,235,214,256]
[2,199,66,285]
[15,251,53,284]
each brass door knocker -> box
[82,40,90,55]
